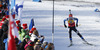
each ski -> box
[84,42,96,46]
[68,44,73,47]
[67,42,96,47]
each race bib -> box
[68,20,75,24]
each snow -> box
[16,0,100,50]
[74,0,100,3]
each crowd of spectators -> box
[0,0,55,50]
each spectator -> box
[30,30,45,44]
[46,43,54,50]
[33,30,39,37]
[41,41,48,50]
[29,26,36,36]
[15,37,21,50]
[16,20,22,40]
[22,23,29,35]
[34,40,41,50]
[2,23,8,50]
[25,35,30,43]
[24,35,34,50]
[20,39,27,50]
[21,29,26,41]
[16,20,22,32]
[26,45,34,50]
[38,35,45,44]
[30,30,39,42]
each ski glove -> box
[64,24,67,28]
[76,24,78,27]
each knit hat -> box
[31,26,36,31]
[25,35,30,39]
[16,20,20,25]
[22,23,27,29]
[6,15,9,20]
[2,17,6,21]
[23,23,27,26]
[69,14,73,17]
[29,30,33,36]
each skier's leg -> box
[73,28,87,42]
[69,28,73,44]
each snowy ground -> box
[16,0,100,50]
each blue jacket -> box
[64,17,78,26]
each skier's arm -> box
[64,19,66,25]
[64,18,68,24]
[64,18,68,28]
[74,18,78,24]
[74,18,78,26]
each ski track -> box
[16,0,100,50]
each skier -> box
[64,10,89,46]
